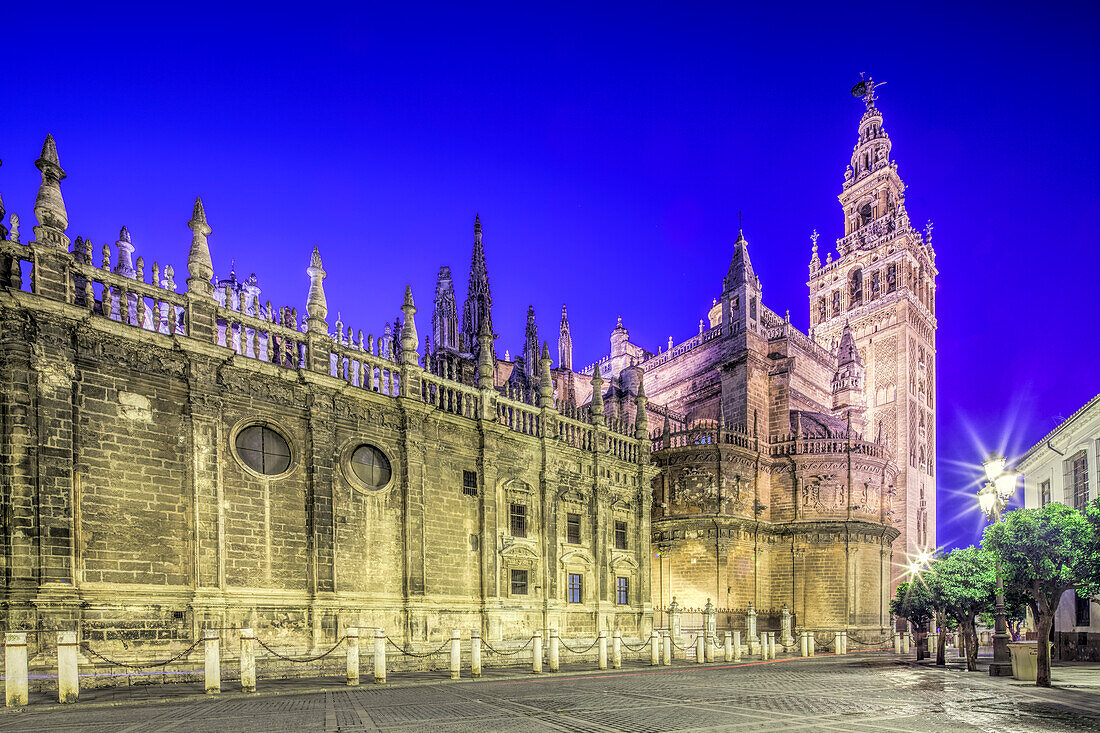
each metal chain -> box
[671,635,691,651]
[557,636,601,654]
[79,638,203,669]
[480,636,533,656]
[621,638,651,652]
[254,636,345,663]
[384,636,451,659]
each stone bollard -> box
[768,632,776,660]
[662,630,672,665]
[650,629,660,666]
[759,632,768,659]
[839,631,847,655]
[57,631,79,704]
[532,631,542,674]
[669,597,682,639]
[612,630,622,669]
[450,629,461,680]
[746,602,758,654]
[549,628,560,672]
[240,628,256,693]
[893,631,902,654]
[695,634,705,664]
[780,603,795,649]
[598,630,608,670]
[204,630,221,694]
[374,628,386,684]
[901,631,910,655]
[5,633,28,707]
[724,631,733,662]
[347,628,360,686]
[704,632,714,662]
[800,631,808,657]
[733,630,742,662]
[808,631,815,657]
[472,630,482,678]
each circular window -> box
[234,424,292,476]
[349,444,392,489]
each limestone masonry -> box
[0,79,934,661]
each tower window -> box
[510,503,527,538]
[849,269,863,309]
[511,569,528,595]
[886,265,897,293]
[566,513,581,544]
[614,521,628,550]
[831,291,841,317]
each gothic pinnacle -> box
[400,284,419,365]
[305,245,328,334]
[186,197,214,297]
[539,340,553,403]
[114,225,136,277]
[33,134,69,247]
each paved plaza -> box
[2,652,1099,732]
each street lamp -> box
[978,450,1018,676]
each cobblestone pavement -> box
[2,652,1100,732]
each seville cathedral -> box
[0,79,935,659]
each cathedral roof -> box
[790,410,849,437]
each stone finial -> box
[558,304,573,372]
[114,226,136,278]
[477,313,495,390]
[33,134,70,248]
[101,242,111,269]
[187,197,214,297]
[164,265,176,291]
[400,285,419,365]
[590,368,605,427]
[538,341,553,403]
[9,213,19,243]
[634,375,648,439]
[305,246,328,334]
[809,228,821,273]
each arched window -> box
[849,269,863,309]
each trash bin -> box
[1007,641,1052,681]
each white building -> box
[1018,393,1100,661]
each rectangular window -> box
[566,513,581,544]
[1065,451,1089,511]
[616,576,629,605]
[511,569,528,596]
[1040,480,1051,507]
[462,470,478,497]
[567,573,583,603]
[886,264,897,293]
[1076,592,1091,627]
[831,290,841,317]
[614,521,628,550]
[510,503,527,538]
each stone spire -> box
[808,229,821,273]
[724,227,758,292]
[306,246,328,334]
[400,285,419,366]
[523,305,538,380]
[432,265,458,352]
[538,341,553,404]
[832,321,866,426]
[186,197,214,297]
[114,226,136,278]
[461,214,494,358]
[476,311,495,390]
[33,134,70,249]
[558,304,573,372]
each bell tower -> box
[808,78,938,572]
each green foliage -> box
[924,546,996,621]
[982,501,1100,610]
[890,579,935,627]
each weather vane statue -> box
[851,72,884,109]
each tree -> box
[982,501,1100,687]
[891,580,935,660]
[924,547,996,671]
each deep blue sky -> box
[3,4,1098,551]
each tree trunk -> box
[937,625,946,666]
[1035,591,1060,688]
[962,618,979,672]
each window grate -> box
[463,470,478,497]
[566,513,581,544]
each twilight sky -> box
[3,4,1098,551]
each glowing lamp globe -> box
[978,483,997,515]
[909,562,921,575]
[983,452,1007,481]
[917,551,931,565]
[994,470,1018,499]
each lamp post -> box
[978,451,1018,676]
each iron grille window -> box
[1065,451,1089,511]
[1076,592,1091,627]
[614,521,628,550]
[511,569,528,596]
[462,470,478,496]
[567,573,582,603]
[510,503,527,538]
[1040,480,1051,507]
[616,576,629,605]
[566,513,581,544]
